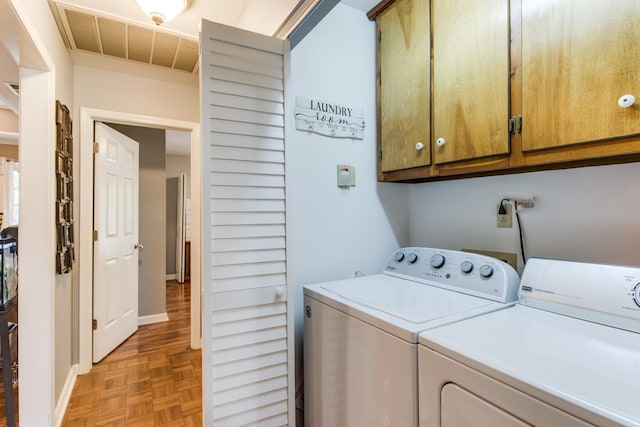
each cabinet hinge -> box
[517,114,523,134]
[93,230,98,241]
[378,30,381,42]
[379,149,383,160]
[93,142,99,153]
[92,319,97,330]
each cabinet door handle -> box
[517,114,523,133]
[508,116,516,134]
[618,94,636,108]
[416,141,425,151]
[436,138,446,147]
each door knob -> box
[134,243,144,250]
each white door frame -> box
[78,107,201,374]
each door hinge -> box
[92,319,97,330]
[93,142,99,153]
[93,230,98,241]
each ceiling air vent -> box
[51,1,199,74]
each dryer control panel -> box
[519,258,640,333]
[384,247,520,303]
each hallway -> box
[61,281,202,426]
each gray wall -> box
[410,162,640,273]
[108,123,166,317]
[166,154,191,197]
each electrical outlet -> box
[497,203,512,228]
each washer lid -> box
[419,305,640,426]
[320,276,490,323]
[304,274,506,343]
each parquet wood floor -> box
[59,280,203,426]
[0,281,201,427]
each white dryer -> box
[303,247,520,427]
[419,257,640,427]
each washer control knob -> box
[460,261,474,274]
[633,283,640,308]
[407,252,418,264]
[394,252,405,262]
[430,254,446,269]
[479,265,494,278]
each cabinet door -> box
[378,0,430,172]
[522,0,640,151]
[432,0,510,164]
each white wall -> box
[10,0,74,423]
[73,65,199,123]
[289,0,411,407]
[410,162,640,272]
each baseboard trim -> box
[165,274,176,281]
[55,364,78,427]
[138,313,169,326]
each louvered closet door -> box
[200,20,293,426]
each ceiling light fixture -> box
[135,0,188,25]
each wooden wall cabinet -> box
[518,0,640,162]
[432,0,510,166]
[375,0,431,179]
[370,0,640,182]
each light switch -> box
[337,165,356,187]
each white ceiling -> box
[55,0,306,39]
[54,0,380,41]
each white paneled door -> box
[201,20,293,426]
[93,123,140,363]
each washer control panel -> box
[519,258,640,332]
[384,247,520,303]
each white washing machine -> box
[303,247,520,427]
[418,257,640,427]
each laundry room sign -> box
[294,97,365,139]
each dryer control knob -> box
[394,252,405,262]
[460,261,474,274]
[633,283,640,308]
[430,254,446,269]
[407,252,418,264]
[479,265,494,278]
